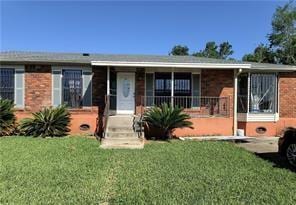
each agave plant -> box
[20,105,71,137]
[0,99,16,136]
[143,103,193,140]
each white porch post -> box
[234,68,242,136]
[171,70,174,107]
[107,66,110,96]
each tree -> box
[242,44,276,63]
[192,41,234,59]
[219,42,234,59]
[269,1,296,65]
[242,1,296,65]
[203,41,219,58]
[169,45,189,56]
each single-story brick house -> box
[0,51,295,137]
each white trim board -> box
[91,61,296,71]
[237,113,279,122]
[91,61,251,69]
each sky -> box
[0,1,288,59]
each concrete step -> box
[106,132,137,138]
[100,137,144,149]
[108,116,134,127]
[100,143,144,149]
[103,137,141,143]
[107,126,134,132]
[101,115,144,149]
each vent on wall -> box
[256,127,267,134]
[80,124,90,131]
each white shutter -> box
[52,68,62,107]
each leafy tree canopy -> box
[242,44,276,63]
[269,1,296,65]
[192,41,234,59]
[243,1,296,65]
[169,45,189,56]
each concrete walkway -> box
[235,137,279,153]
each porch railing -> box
[141,96,230,117]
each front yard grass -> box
[0,137,295,204]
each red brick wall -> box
[92,66,107,110]
[279,72,296,118]
[201,69,234,117]
[17,65,100,135]
[25,65,52,111]
[135,68,145,114]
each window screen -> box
[0,68,15,101]
[192,74,200,107]
[249,73,277,113]
[174,73,191,96]
[155,73,171,96]
[63,70,82,108]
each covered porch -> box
[103,66,231,118]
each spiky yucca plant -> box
[143,103,193,140]
[20,105,71,137]
[0,99,16,136]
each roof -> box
[0,51,295,71]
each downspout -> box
[233,68,242,136]
[107,66,110,96]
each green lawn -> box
[0,137,295,204]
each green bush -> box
[143,103,193,140]
[20,105,71,137]
[0,99,16,136]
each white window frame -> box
[0,65,25,108]
[237,71,279,122]
[52,66,92,108]
[144,68,201,108]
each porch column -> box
[171,70,174,107]
[107,66,110,96]
[233,68,242,136]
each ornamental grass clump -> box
[143,103,193,140]
[0,99,16,136]
[20,105,71,137]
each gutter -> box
[91,61,251,69]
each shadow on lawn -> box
[255,152,296,173]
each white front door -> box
[116,72,135,114]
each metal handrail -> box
[140,96,230,117]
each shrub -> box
[20,105,71,137]
[143,103,193,140]
[0,99,16,136]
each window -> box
[155,73,171,96]
[249,73,277,113]
[0,68,15,101]
[62,70,82,108]
[174,73,191,96]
